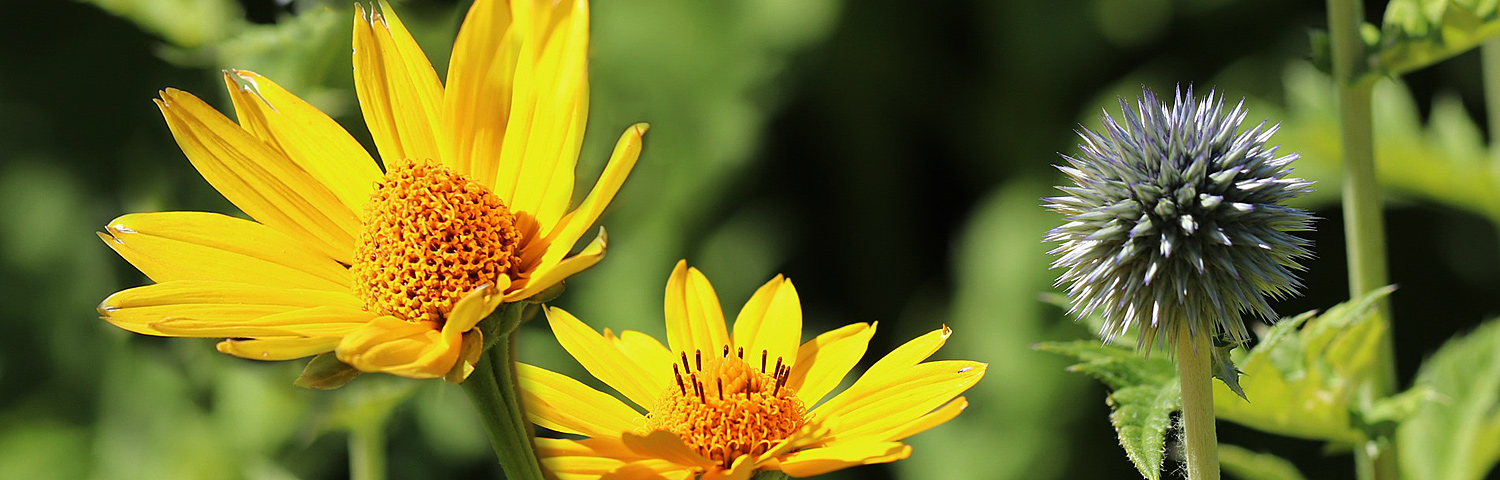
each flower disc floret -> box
[647,347,806,468]
[352,160,520,323]
[1045,87,1314,348]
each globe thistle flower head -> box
[1044,87,1314,351]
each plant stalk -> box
[1325,0,1399,477]
[1176,323,1220,480]
[462,332,546,480]
[349,423,387,480]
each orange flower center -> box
[646,346,807,469]
[351,160,520,322]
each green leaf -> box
[1219,444,1308,480]
[1212,337,1247,401]
[1212,288,1393,444]
[81,0,243,48]
[294,353,360,390]
[1261,64,1500,222]
[1038,341,1179,480]
[1371,0,1500,78]
[1398,317,1500,480]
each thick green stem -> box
[463,333,546,480]
[1484,39,1500,164]
[1177,323,1220,480]
[1325,0,1399,477]
[349,423,386,480]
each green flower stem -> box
[463,332,546,480]
[1326,0,1399,477]
[349,422,386,480]
[1484,38,1500,165]
[1176,322,1220,480]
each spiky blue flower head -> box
[1045,87,1314,350]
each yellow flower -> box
[522,261,986,479]
[98,0,646,380]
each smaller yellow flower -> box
[522,261,985,479]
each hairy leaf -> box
[1212,288,1393,443]
[1038,341,1178,480]
[1398,318,1500,480]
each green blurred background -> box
[2,0,1497,478]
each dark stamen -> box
[695,350,702,371]
[673,364,686,395]
[761,351,767,372]
[717,377,724,401]
[680,352,691,374]
[737,347,744,359]
[722,344,729,357]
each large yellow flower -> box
[98,0,645,380]
[522,261,986,479]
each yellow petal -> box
[868,397,969,443]
[610,329,675,376]
[621,430,714,470]
[441,0,514,180]
[335,317,449,378]
[813,361,986,439]
[517,363,642,438]
[100,212,351,291]
[156,90,359,262]
[353,2,445,166]
[504,226,605,301]
[786,322,875,407]
[598,459,693,480]
[663,261,730,358]
[536,437,643,460]
[493,0,590,228]
[501,225,600,300]
[543,124,647,261]
[859,325,952,387]
[100,280,363,336]
[444,282,507,333]
[546,307,670,410]
[151,305,371,338]
[216,336,343,361]
[447,0,590,231]
[222,70,381,216]
[542,456,624,478]
[699,455,754,480]
[730,275,802,375]
[776,441,911,477]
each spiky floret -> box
[1045,87,1314,350]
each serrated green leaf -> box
[1398,318,1500,480]
[1038,341,1178,480]
[1212,337,1247,401]
[294,353,360,390]
[1368,0,1500,78]
[1211,288,1393,443]
[1219,444,1309,480]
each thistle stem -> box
[1176,323,1220,480]
[349,422,386,480]
[462,333,546,480]
[1325,0,1399,477]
